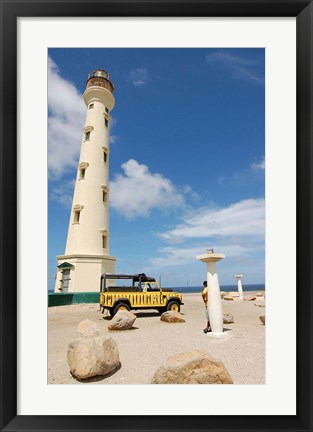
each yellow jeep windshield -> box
[143,282,160,292]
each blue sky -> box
[48,48,265,290]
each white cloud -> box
[232,67,264,84]
[109,117,118,144]
[205,50,264,85]
[130,68,150,86]
[217,157,265,187]
[49,178,75,208]
[110,159,185,219]
[48,56,118,196]
[251,157,265,171]
[149,243,254,268]
[182,185,201,202]
[160,198,265,243]
[150,245,205,267]
[205,51,257,66]
[146,198,265,273]
[48,57,85,179]
[110,135,118,144]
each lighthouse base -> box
[54,254,116,293]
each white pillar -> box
[235,274,244,299]
[197,252,228,337]
[206,260,223,333]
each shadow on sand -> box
[70,362,122,383]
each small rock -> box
[256,292,264,297]
[151,349,233,384]
[160,311,185,323]
[223,295,234,301]
[243,295,256,301]
[259,315,265,325]
[220,291,226,299]
[108,310,137,330]
[223,313,234,324]
[77,319,100,338]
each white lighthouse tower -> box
[54,69,116,293]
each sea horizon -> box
[48,283,265,294]
[169,283,265,294]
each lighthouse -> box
[54,69,116,293]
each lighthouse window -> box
[102,235,108,249]
[78,162,89,179]
[105,107,109,114]
[85,131,90,141]
[89,103,94,109]
[73,210,80,223]
[103,152,107,163]
[102,191,108,202]
[104,118,109,128]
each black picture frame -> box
[1,1,312,431]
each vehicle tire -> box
[113,302,130,316]
[158,307,166,315]
[166,301,180,312]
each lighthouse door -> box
[61,269,71,292]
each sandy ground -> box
[48,292,265,385]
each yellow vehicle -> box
[100,273,183,317]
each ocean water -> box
[166,284,265,294]
[48,284,265,294]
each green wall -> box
[48,292,100,307]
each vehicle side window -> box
[147,284,160,292]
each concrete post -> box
[197,252,229,338]
[235,274,244,299]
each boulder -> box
[160,311,185,323]
[108,310,137,330]
[243,295,256,301]
[223,295,233,301]
[229,291,240,297]
[256,292,264,297]
[151,349,233,384]
[259,315,265,325]
[223,313,234,324]
[67,321,120,380]
[77,319,100,338]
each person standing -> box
[202,281,211,333]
